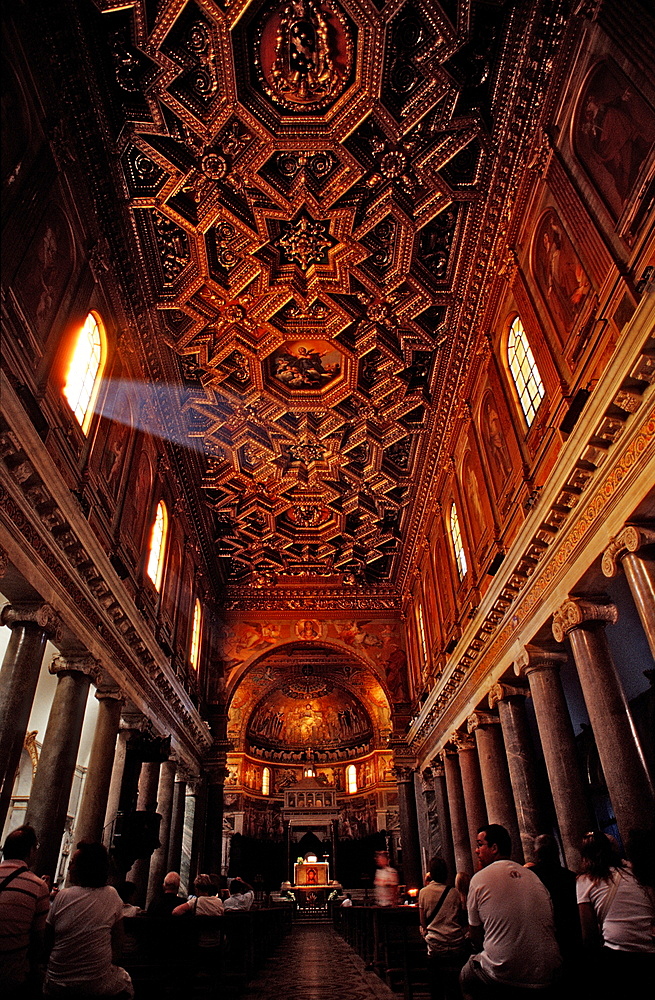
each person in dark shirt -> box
[146,871,185,917]
[530,834,581,996]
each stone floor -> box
[239,924,397,1000]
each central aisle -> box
[240,923,398,1000]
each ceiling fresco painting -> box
[84,0,560,604]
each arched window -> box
[417,601,428,662]
[449,503,467,580]
[146,500,168,591]
[189,598,202,670]
[346,764,357,794]
[262,767,270,796]
[507,316,545,427]
[63,311,106,434]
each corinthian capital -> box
[467,711,499,732]
[602,525,655,578]
[488,683,530,710]
[552,597,618,642]
[515,644,567,678]
[452,731,476,752]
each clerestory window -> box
[507,316,545,427]
[189,598,202,670]
[63,311,106,434]
[449,502,467,581]
[146,500,168,591]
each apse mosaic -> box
[247,685,372,750]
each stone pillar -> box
[603,525,655,660]
[331,818,339,883]
[74,685,124,846]
[26,653,101,880]
[0,603,60,829]
[430,758,456,879]
[204,758,228,876]
[441,748,473,876]
[394,765,423,889]
[468,711,522,863]
[453,732,487,865]
[515,644,593,871]
[189,776,206,882]
[103,728,129,847]
[129,760,162,905]
[419,767,440,863]
[284,819,291,883]
[488,683,542,864]
[146,759,177,906]
[553,597,655,845]
[166,772,188,875]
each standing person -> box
[374,850,399,907]
[460,824,561,998]
[419,856,468,1000]
[44,841,133,998]
[576,830,655,997]
[0,825,50,999]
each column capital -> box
[552,597,618,642]
[430,758,445,778]
[392,765,416,783]
[488,683,530,710]
[120,711,152,734]
[49,653,102,684]
[467,711,500,732]
[515,643,567,678]
[95,685,124,703]
[1,602,61,639]
[452,731,476,752]
[602,524,655,577]
[420,767,434,791]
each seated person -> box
[118,882,143,918]
[146,872,185,917]
[173,874,223,950]
[223,878,254,911]
[44,841,133,998]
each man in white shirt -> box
[460,824,561,998]
[374,851,399,907]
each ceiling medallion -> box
[256,0,354,110]
[277,215,333,270]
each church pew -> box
[335,906,429,1000]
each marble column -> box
[468,711,522,863]
[553,597,655,844]
[441,748,473,876]
[603,525,655,660]
[26,653,101,880]
[394,765,423,889]
[430,758,456,878]
[74,685,124,846]
[453,732,487,865]
[129,760,162,906]
[331,818,339,883]
[488,683,542,864]
[0,603,60,830]
[103,728,129,847]
[189,776,206,883]
[204,758,228,876]
[419,767,440,863]
[515,644,593,871]
[146,759,177,906]
[166,773,188,875]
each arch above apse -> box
[226,640,393,752]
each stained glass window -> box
[450,503,467,580]
[507,316,545,427]
[146,500,168,591]
[63,311,105,434]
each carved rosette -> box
[49,653,103,685]
[488,683,530,710]
[552,598,619,643]
[0,602,61,640]
[602,525,655,578]
[514,644,567,678]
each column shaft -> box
[146,760,177,905]
[431,764,456,878]
[103,730,129,847]
[622,552,655,660]
[565,623,654,842]
[456,742,487,864]
[519,655,592,872]
[471,721,522,863]
[129,761,161,906]
[166,778,187,874]
[26,663,94,880]
[0,604,57,829]
[491,690,542,864]
[442,752,473,876]
[75,690,123,845]
[396,772,422,889]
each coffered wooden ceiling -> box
[81,0,567,604]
